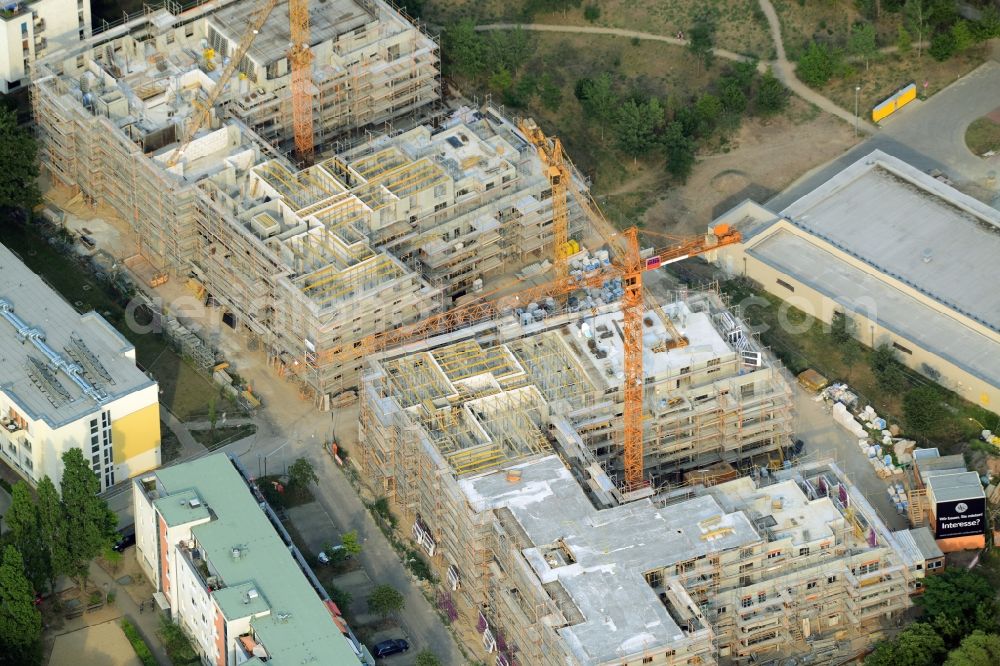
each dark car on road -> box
[372,639,409,658]
[112,526,136,553]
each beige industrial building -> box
[358,297,919,662]
[710,150,1000,416]
[30,0,579,401]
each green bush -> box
[158,617,199,665]
[121,619,157,666]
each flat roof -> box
[909,527,944,561]
[927,471,985,503]
[780,150,1000,333]
[747,230,1000,392]
[153,454,356,665]
[0,243,155,428]
[460,455,760,663]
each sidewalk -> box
[86,558,171,666]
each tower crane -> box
[166,0,315,169]
[167,0,281,168]
[518,118,570,280]
[288,0,315,163]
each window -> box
[434,184,446,198]
[776,278,794,292]
[643,659,653,664]
[739,576,752,587]
[799,547,810,556]
[806,581,817,590]
[827,575,837,584]
[892,342,913,355]
[740,548,754,560]
[741,383,756,399]
[739,563,754,573]
[757,590,767,603]
[707,358,721,367]
[22,439,31,452]
[92,454,100,464]
[21,22,28,36]
[166,32,175,45]
[741,596,752,608]
[185,24,194,38]
[766,550,780,559]
[679,366,690,374]
[645,571,663,588]
[856,561,880,575]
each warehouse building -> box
[0,243,159,491]
[710,150,1000,415]
[133,453,372,665]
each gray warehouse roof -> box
[927,471,985,504]
[0,243,155,428]
[747,230,1000,393]
[780,150,1000,333]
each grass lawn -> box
[721,278,992,452]
[966,116,1000,156]
[189,424,258,450]
[3,221,221,422]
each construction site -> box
[21,0,954,664]
[359,301,920,664]
[28,0,595,403]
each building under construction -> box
[358,298,922,663]
[29,0,582,400]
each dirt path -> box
[474,23,755,64]
[755,0,878,134]
[477,16,878,134]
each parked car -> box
[112,526,136,553]
[372,639,409,658]
[316,544,348,565]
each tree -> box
[848,22,878,71]
[755,69,789,116]
[918,569,998,645]
[797,41,837,87]
[158,617,197,664]
[443,20,485,79]
[904,0,930,58]
[0,107,39,215]
[870,344,906,392]
[929,30,956,61]
[830,311,854,344]
[688,16,716,71]
[719,79,748,115]
[944,631,1000,666]
[0,546,43,666]
[488,67,514,94]
[663,122,696,182]
[368,584,405,618]
[539,75,562,112]
[583,4,600,22]
[340,530,363,556]
[865,622,947,666]
[487,28,532,76]
[4,483,51,595]
[287,457,319,490]
[694,93,722,135]
[903,387,948,436]
[415,651,442,666]
[36,476,67,593]
[951,20,974,53]
[576,73,618,140]
[60,448,118,593]
[897,25,913,54]
[614,97,663,161]
[840,340,862,383]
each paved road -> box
[792,384,909,531]
[769,59,1000,210]
[756,0,878,134]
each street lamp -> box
[260,440,291,478]
[854,86,861,137]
